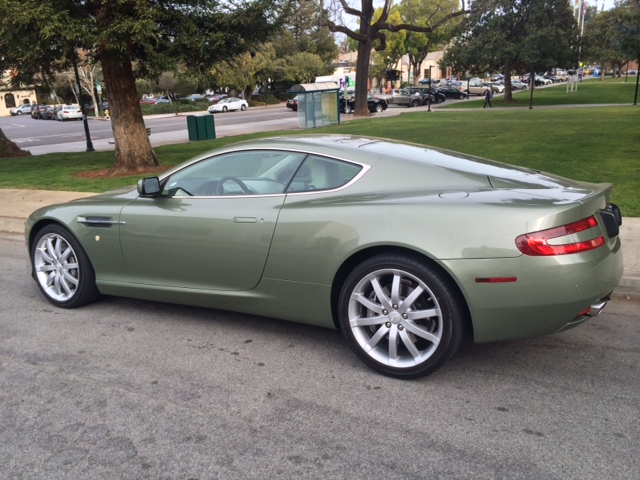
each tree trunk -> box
[0,128,31,157]
[355,39,373,117]
[503,60,514,102]
[101,54,159,172]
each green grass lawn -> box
[1,80,639,216]
[446,76,640,108]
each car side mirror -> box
[137,177,161,196]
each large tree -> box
[0,0,286,172]
[613,0,640,76]
[400,0,461,85]
[322,0,468,115]
[583,9,628,79]
[442,0,579,102]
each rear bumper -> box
[442,236,623,343]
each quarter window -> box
[286,155,362,193]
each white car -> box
[57,105,83,121]
[207,97,248,113]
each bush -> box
[249,93,284,107]
[139,102,207,115]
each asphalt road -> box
[1,232,638,479]
[0,107,299,151]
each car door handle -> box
[233,217,257,223]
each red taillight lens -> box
[516,216,605,256]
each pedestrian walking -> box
[483,89,493,108]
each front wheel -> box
[222,106,228,112]
[344,104,353,114]
[375,103,384,112]
[31,224,100,308]
[338,253,467,379]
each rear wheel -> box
[240,104,247,111]
[31,224,100,308]
[338,253,467,379]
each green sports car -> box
[26,135,624,379]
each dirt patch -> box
[74,165,169,179]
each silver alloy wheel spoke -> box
[348,267,443,368]
[34,233,80,302]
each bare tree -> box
[321,0,468,115]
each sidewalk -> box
[0,188,637,299]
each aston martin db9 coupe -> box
[26,135,623,379]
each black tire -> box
[344,104,353,114]
[17,111,23,115]
[338,253,467,379]
[31,224,101,308]
[410,99,420,108]
[375,103,384,113]
[240,104,247,111]
[222,106,228,112]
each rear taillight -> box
[516,216,605,256]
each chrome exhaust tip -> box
[586,295,611,317]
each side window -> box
[286,155,362,193]
[162,150,306,197]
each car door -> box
[118,150,306,291]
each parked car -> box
[487,82,505,94]
[286,96,299,111]
[510,80,528,90]
[57,105,83,121]
[180,94,205,102]
[9,104,35,116]
[206,94,228,103]
[46,106,63,120]
[340,93,388,113]
[534,75,553,86]
[39,106,57,120]
[407,87,446,104]
[207,97,248,113]
[31,105,41,118]
[25,135,623,379]
[464,80,492,96]
[140,96,159,104]
[436,86,468,99]
[374,89,422,107]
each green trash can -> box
[187,115,216,141]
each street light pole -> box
[71,52,95,152]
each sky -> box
[594,0,617,10]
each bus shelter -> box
[288,82,341,129]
